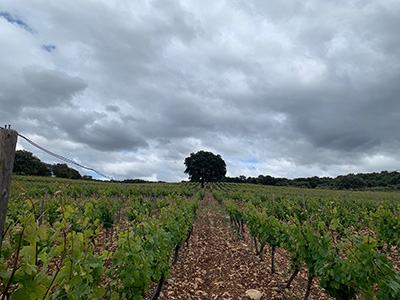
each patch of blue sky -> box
[0,11,34,33]
[240,158,260,171]
[42,44,56,52]
[240,158,260,165]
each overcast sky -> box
[1,1,400,182]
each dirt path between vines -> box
[162,188,331,300]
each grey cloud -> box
[308,130,376,153]
[72,122,148,152]
[105,105,120,112]
[22,67,87,105]
[35,1,197,93]
[18,107,148,152]
[3,0,400,181]
[47,110,148,152]
[0,67,87,116]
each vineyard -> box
[217,183,400,299]
[1,176,200,299]
[1,176,400,299]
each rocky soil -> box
[161,188,333,300]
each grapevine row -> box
[214,183,400,300]
[1,177,201,299]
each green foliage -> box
[369,207,400,251]
[198,188,206,200]
[220,182,400,300]
[126,196,153,221]
[13,150,51,176]
[95,198,114,229]
[13,151,83,179]
[1,202,106,300]
[108,198,199,299]
[52,163,82,180]
[212,189,223,203]
[3,176,200,299]
[184,150,226,187]
[336,174,367,190]
[5,177,400,299]
[108,227,152,299]
[223,170,400,190]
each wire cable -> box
[1,125,113,180]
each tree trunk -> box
[172,244,180,265]
[151,273,165,300]
[271,245,276,274]
[304,272,313,300]
[286,268,299,289]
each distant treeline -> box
[222,172,400,190]
[13,150,400,190]
[13,150,93,180]
[12,150,158,183]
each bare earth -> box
[162,188,332,300]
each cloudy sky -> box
[1,0,400,182]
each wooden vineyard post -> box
[0,127,18,252]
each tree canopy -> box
[13,150,82,179]
[13,150,51,176]
[52,163,82,179]
[184,151,226,187]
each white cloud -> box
[2,0,400,181]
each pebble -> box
[245,289,263,300]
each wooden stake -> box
[0,128,18,252]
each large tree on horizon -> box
[184,150,226,188]
[13,150,51,176]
